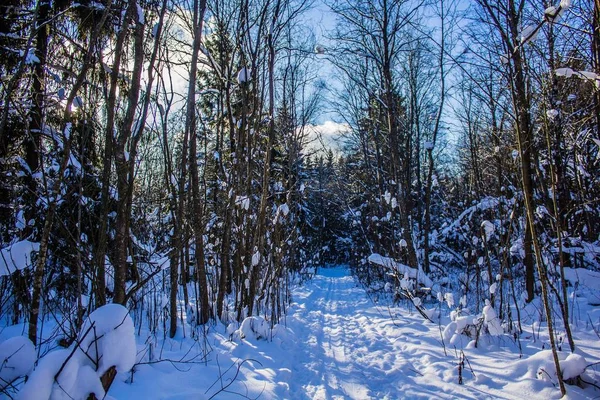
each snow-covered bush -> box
[18,304,135,400]
[481,299,503,336]
[443,309,478,346]
[0,336,36,390]
[234,316,270,341]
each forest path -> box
[110,267,590,399]
[284,267,448,399]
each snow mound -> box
[0,336,35,389]
[509,350,587,387]
[78,303,136,376]
[236,316,270,341]
[561,353,587,381]
[18,304,135,400]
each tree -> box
[474,0,568,394]
[330,0,423,268]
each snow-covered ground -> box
[109,266,599,399]
[4,266,599,399]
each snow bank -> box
[0,240,39,276]
[18,304,135,400]
[18,349,74,400]
[0,336,35,389]
[367,253,433,287]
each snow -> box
[564,267,600,291]
[3,267,580,399]
[545,6,565,23]
[0,240,39,276]
[481,220,494,241]
[280,203,289,216]
[24,49,39,65]
[252,250,260,267]
[368,253,433,287]
[556,67,599,81]
[73,96,83,108]
[0,336,35,389]
[383,191,391,204]
[237,67,251,84]
[235,195,250,210]
[6,268,600,399]
[17,349,73,400]
[88,1,105,9]
[18,304,135,400]
[482,300,502,336]
[79,304,136,375]
[556,67,574,78]
[561,354,586,380]
[546,109,559,120]
[136,3,145,25]
[441,197,505,238]
[578,71,599,80]
[444,292,455,308]
[520,25,539,44]
[559,0,571,10]
[235,316,270,341]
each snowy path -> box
[285,268,453,399]
[280,267,595,400]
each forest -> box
[0,0,599,398]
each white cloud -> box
[302,121,350,154]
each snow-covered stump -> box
[17,304,135,400]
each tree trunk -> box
[113,0,145,305]
[93,1,132,307]
[184,0,209,327]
